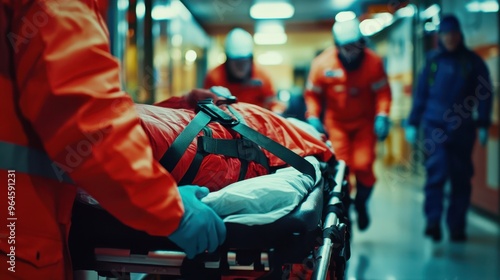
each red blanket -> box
[136,92,334,191]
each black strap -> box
[229,122,317,182]
[179,152,205,185]
[197,137,270,171]
[161,99,316,183]
[238,160,249,181]
[199,100,316,182]
[159,112,212,172]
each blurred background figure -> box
[204,28,282,112]
[304,18,392,231]
[405,15,493,242]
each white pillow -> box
[201,156,321,225]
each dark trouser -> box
[423,123,476,233]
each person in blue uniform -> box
[405,15,493,242]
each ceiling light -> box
[420,4,440,19]
[335,11,356,22]
[185,50,197,63]
[257,52,284,65]
[396,4,416,18]
[117,0,129,11]
[331,0,355,10]
[152,5,175,20]
[424,22,437,32]
[359,19,384,36]
[373,12,394,26]
[250,2,295,19]
[151,1,191,21]
[466,1,499,12]
[136,1,146,19]
[254,32,288,45]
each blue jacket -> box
[408,46,492,131]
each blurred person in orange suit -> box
[304,18,392,231]
[204,28,283,112]
[0,1,225,279]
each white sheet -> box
[201,156,321,225]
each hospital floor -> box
[346,162,500,280]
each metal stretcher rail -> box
[312,160,347,280]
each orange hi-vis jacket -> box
[0,1,183,279]
[204,63,277,110]
[304,47,391,186]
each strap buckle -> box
[210,86,238,105]
[197,99,239,126]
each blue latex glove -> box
[479,128,488,146]
[168,186,226,259]
[307,117,326,134]
[405,125,418,145]
[374,115,390,141]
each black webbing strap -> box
[161,99,316,183]
[178,152,205,185]
[229,122,317,182]
[196,100,316,182]
[238,160,249,181]
[197,137,270,171]
[326,203,345,218]
[159,112,212,172]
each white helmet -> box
[332,18,363,46]
[225,28,254,59]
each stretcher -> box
[69,159,350,280]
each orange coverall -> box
[304,47,391,187]
[0,1,183,279]
[204,63,278,110]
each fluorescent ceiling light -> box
[424,22,437,32]
[117,0,129,11]
[396,4,416,18]
[254,32,288,45]
[136,1,146,19]
[420,4,440,19]
[373,12,394,26]
[152,1,191,20]
[359,19,384,36]
[152,5,175,20]
[185,50,197,62]
[335,11,356,22]
[331,0,355,10]
[250,2,295,19]
[466,1,499,12]
[257,51,284,65]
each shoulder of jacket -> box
[311,47,338,69]
[466,50,486,65]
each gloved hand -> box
[168,186,226,259]
[405,125,418,145]
[374,115,390,141]
[307,117,326,134]
[479,128,488,146]
[185,89,219,108]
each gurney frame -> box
[70,160,350,280]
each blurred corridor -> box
[347,161,500,279]
[2,0,498,279]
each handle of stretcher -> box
[312,160,348,280]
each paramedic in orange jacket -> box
[204,28,281,112]
[0,1,225,279]
[304,18,392,231]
